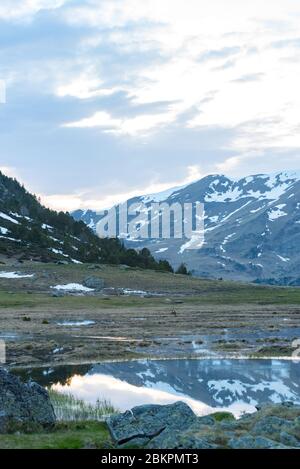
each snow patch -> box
[51,283,95,292]
[0,271,34,279]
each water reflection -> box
[16,359,300,418]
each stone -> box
[228,435,285,449]
[280,431,300,447]
[0,367,55,433]
[51,290,65,297]
[87,264,103,270]
[107,401,197,446]
[252,416,293,437]
[83,276,105,291]
[102,287,124,296]
[147,428,218,449]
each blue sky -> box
[1,0,300,210]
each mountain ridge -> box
[73,171,300,285]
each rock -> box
[229,435,286,449]
[87,264,103,270]
[198,415,216,426]
[51,290,65,297]
[83,276,105,291]
[102,287,125,296]
[0,367,55,433]
[107,402,197,446]
[280,431,300,447]
[147,428,218,449]
[252,416,293,437]
[108,402,300,449]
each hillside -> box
[73,171,300,285]
[0,171,172,271]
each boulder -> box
[147,425,218,449]
[107,401,197,446]
[102,287,125,296]
[0,367,55,433]
[51,290,65,297]
[83,276,105,291]
[228,435,287,449]
[108,402,300,449]
[280,431,300,447]
[87,264,103,270]
[252,415,293,437]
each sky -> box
[1,0,300,211]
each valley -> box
[1,262,300,369]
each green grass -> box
[0,284,299,309]
[0,262,300,310]
[0,421,112,449]
[0,390,117,449]
[210,412,235,422]
[49,389,117,421]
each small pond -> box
[16,359,300,418]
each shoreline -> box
[8,354,300,371]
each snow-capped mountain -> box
[72,171,300,284]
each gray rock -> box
[0,367,55,433]
[102,287,125,296]
[147,428,218,449]
[87,264,103,270]
[198,415,216,426]
[280,431,300,447]
[83,276,105,291]
[252,416,293,437]
[51,290,65,297]
[107,401,196,445]
[229,435,285,449]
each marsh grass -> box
[49,389,117,422]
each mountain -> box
[72,171,300,285]
[0,171,172,271]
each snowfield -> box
[0,271,34,279]
[51,283,94,292]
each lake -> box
[16,358,300,418]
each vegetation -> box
[210,412,235,422]
[175,263,190,275]
[0,171,173,272]
[0,421,112,449]
[49,389,117,421]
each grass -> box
[0,262,300,307]
[0,421,112,449]
[0,390,117,449]
[210,411,235,422]
[49,389,117,421]
[0,284,300,309]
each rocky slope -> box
[108,401,300,449]
[73,171,300,284]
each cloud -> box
[1,0,300,210]
[198,46,241,63]
[0,0,69,21]
[231,73,265,83]
[63,107,178,136]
